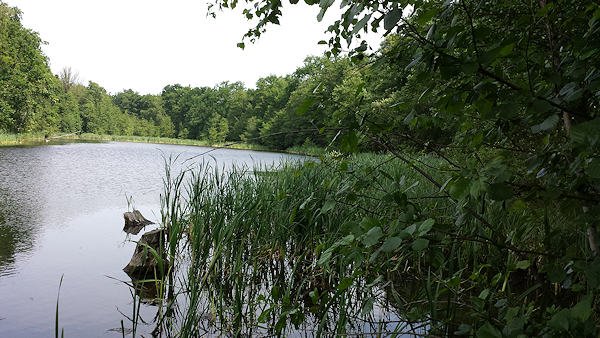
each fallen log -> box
[123,210,154,235]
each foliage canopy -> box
[206,0,600,334]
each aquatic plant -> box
[121,150,596,337]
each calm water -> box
[0,140,299,338]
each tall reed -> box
[125,151,586,337]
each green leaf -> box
[381,237,402,252]
[341,221,361,237]
[404,223,417,236]
[488,183,513,201]
[547,309,569,332]
[297,97,315,115]
[510,200,527,210]
[337,277,353,290]
[412,238,429,251]
[362,226,383,247]
[418,218,435,236]
[450,178,470,200]
[317,248,333,266]
[471,131,484,147]
[532,99,551,113]
[585,258,600,289]
[476,322,502,338]
[462,62,479,75]
[391,101,411,110]
[587,158,600,178]
[547,265,567,283]
[341,131,359,152]
[403,110,415,125]
[571,298,592,322]
[426,248,444,267]
[469,177,487,198]
[320,200,336,214]
[361,296,375,316]
[454,324,471,335]
[559,82,584,101]
[570,118,600,147]
[354,82,365,98]
[486,101,519,119]
[446,275,461,287]
[360,216,379,231]
[352,14,372,34]
[499,43,514,56]
[516,260,530,269]
[417,8,437,25]
[533,114,560,132]
[384,8,401,30]
[337,234,355,246]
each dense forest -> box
[1,1,423,151]
[3,0,600,336]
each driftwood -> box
[123,210,154,235]
[123,228,167,279]
[48,130,81,139]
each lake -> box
[0,140,300,337]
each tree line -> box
[1,1,444,151]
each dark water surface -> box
[0,141,298,337]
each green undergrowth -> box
[126,150,597,337]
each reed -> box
[0,131,47,145]
[121,151,585,337]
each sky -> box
[8,0,383,95]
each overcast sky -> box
[8,0,383,95]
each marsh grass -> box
[0,131,46,145]
[120,151,584,337]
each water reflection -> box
[0,140,298,338]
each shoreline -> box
[0,133,326,156]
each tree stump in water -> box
[123,210,154,235]
[123,228,168,279]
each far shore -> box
[0,132,325,156]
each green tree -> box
[206,112,229,144]
[57,66,82,93]
[56,90,82,132]
[161,84,192,137]
[0,2,58,133]
[80,81,127,135]
[113,89,174,137]
[211,0,600,334]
